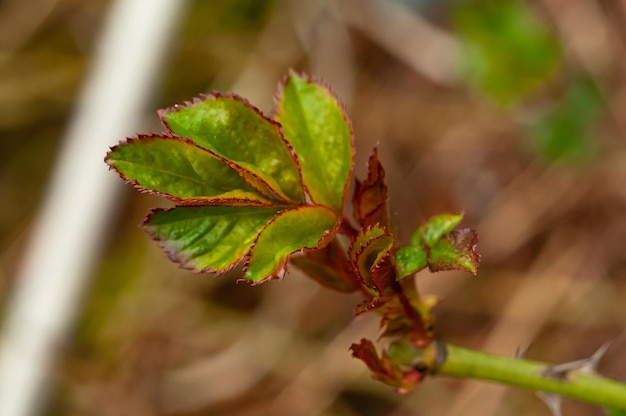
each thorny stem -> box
[435,344,626,410]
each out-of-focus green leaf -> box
[245,205,338,282]
[607,406,626,416]
[275,72,353,212]
[395,245,427,279]
[421,213,464,248]
[159,94,304,203]
[428,229,479,274]
[530,76,603,163]
[142,206,281,274]
[454,0,560,103]
[106,135,271,205]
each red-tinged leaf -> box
[377,294,435,342]
[244,205,339,283]
[353,146,390,228]
[159,93,305,203]
[371,252,395,294]
[106,135,273,205]
[142,206,282,274]
[428,228,480,274]
[356,296,388,316]
[350,338,423,393]
[275,72,354,212]
[348,226,395,294]
[358,280,436,343]
[291,239,360,293]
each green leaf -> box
[428,229,480,274]
[159,94,304,203]
[142,206,281,274]
[530,76,603,163]
[421,213,464,248]
[275,72,354,212]
[607,406,626,416]
[106,135,272,205]
[245,205,338,282]
[395,245,427,279]
[454,0,560,103]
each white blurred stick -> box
[0,0,187,415]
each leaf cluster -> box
[106,71,480,393]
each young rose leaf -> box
[291,240,359,293]
[428,228,480,274]
[420,213,464,248]
[353,146,390,229]
[244,205,339,283]
[275,72,354,212]
[142,206,281,274]
[350,338,423,393]
[159,94,304,203]
[348,226,394,294]
[395,245,428,279]
[106,135,272,205]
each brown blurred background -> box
[1,0,626,415]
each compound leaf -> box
[106,135,272,205]
[142,206,281,274]
[159,94,304,203]
[275,72,353,212]
[245,205,339,283]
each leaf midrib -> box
[115,160,244,194]
[288,84,338,209]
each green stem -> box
[438,344,626,410]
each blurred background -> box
[1,0,626,414]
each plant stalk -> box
[437,343,626,410]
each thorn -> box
[537,392,562,416]
[581,340,613,374]
[541,341,614,380]
[515,344,531,359]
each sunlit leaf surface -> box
[276,72,353,211]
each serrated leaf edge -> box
[273,69,355,212]
[157,91,306,204]
[241,205,341,285]
[140,206,291,276]
[106,134,289,207]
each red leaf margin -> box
[157,92,307,205]
[353,145,390,229]
[350,338,423,393]
[272,69,356,213]
[106,134,284,207]
[241,204,342,285]
[140,206,286,276]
